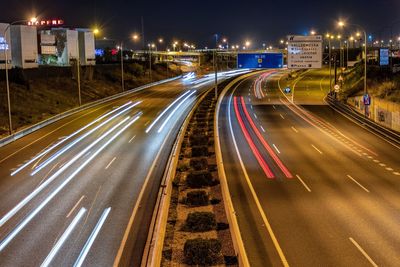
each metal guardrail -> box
[326,95,400,147]
[0,76,182,148]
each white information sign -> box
[287,35,323,69]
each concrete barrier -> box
[0,75,182,148]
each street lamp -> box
[338,20,368,98]
[310,30,316,35]
[2,17,37,135]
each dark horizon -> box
[1,0,399,49]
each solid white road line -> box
[227,92,289,266]
[105,157,116,170]
[347,175,370,193]
[67,195,86,218]
[349,237,378,267]
[296,175,311,192]
[74,208,111,267]
[311,144,323,154]
[41,208,87,267]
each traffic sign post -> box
[363,93,371,117]
[287,35,323,69]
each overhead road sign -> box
[237,53,283,69]
[287,35,323,69]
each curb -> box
[0,75,182,148]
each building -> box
[10,25,38,68]
[77,29,96,65]
[0,23,12,69]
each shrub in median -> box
[183,190,209,206]
[183,212,217,232]
[184,238,222,265]
[186,170,218,188]
[191,146,208,157]
[190,158,208,171]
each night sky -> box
[1,0,399,48]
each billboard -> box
[379,48,389,66]
[287,35,323,69]
[237,53,283,69]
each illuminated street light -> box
[310,30,316,35]
[158,38,163,43]
[280,39,284,44]
[93,28,100,35]
[245,41,251,47]
[133,34,139,40]
[338,20,368,113]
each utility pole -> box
[214,34,218,99]
[76,38,82,106]
[3,29,12,134]
[120,41,125,92]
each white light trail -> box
[158,90,197,133]
[73,208,111,267]
[0,113,140,229]
[11,101,137,176]
[0,116,139,250]
[31,102,141,176]
[145,91,191,133]
[41,208,87,267]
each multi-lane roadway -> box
[0,70,247,267]
[218,69,400,266]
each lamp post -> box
[339,21,367,96]
[326,34,334,93]
[2,18,37,135]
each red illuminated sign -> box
[28,19,64,26]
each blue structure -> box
[237,53,283,69]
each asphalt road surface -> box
[0,70,247,267]
[218,69,400,267]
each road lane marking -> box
[280,114,285,119]
[349,237,378,267]
[379,163,386,167]
[254,113,258,119]
[144,120,150,126]
[260,126,266,133]
[227,92,289,267]
[291,126,298,133]
[272,144,281,154]
[250,105,253,110]
[74,208,111,267]
[386,167,393,171]
[105,157,117,170]
[42,208,87,267]
[393,172,400,176]
[347,175,370,193]
[273,105,276,110]
[128,135,136,143]
[311,144,323,154]
[296,175,311,192]
[67,195,86,218]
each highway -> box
[218,69,400,266]
[0,70,247,267]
